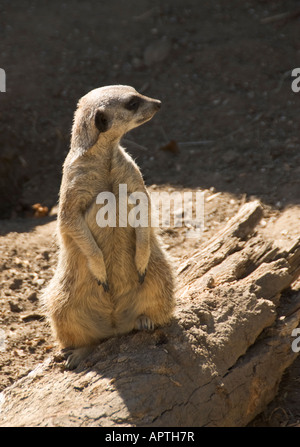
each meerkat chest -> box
[83,152,143,232]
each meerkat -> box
[42,85,175,369]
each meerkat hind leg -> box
[135,315,155,331]
[63,346,95,370]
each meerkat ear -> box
[71,107,112,157]
[95,109,111,133]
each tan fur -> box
[42,85,175,368]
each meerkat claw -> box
[64,346,95,370]
[97,279,109,292]
[138,269,147,284]
[102,281,109,292]
[135,315,155,331]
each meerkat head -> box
[71,85,161,155]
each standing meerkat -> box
[42,85,175,369]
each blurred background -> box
[0,0,299,219]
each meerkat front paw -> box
[135,256,149,285]
[135,246,150,285]
[97,279,110,292]
[135,315,155,331]
[137,268,147,284]
[62,346,95,370]
[88,257,109,292]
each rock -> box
[9,279,23,290]
[8,301,23,313]
[35,279,45,286]
[27,292,38,303]
[21,313,45,323]
[222,149,238,164]
[144,38,171,66]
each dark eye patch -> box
[124,96,141,112]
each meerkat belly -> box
[84,197,138,294]
[58,231,137,337]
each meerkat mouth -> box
[136,112,156,124]
[136,117,149,124]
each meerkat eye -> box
[125,96,141,112]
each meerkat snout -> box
[153,99,162,110]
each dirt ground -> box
[0,0,300,426]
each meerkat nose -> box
[153,100,162,110]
